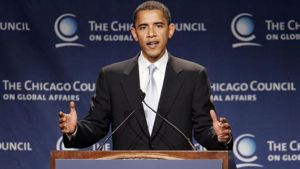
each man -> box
[59,1,232,150]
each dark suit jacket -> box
[64,54,233,150]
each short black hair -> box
[132,1,171,27]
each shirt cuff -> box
[225,135,232,145]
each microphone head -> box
[138,89,146,101]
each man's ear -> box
[168,23,176,39]
[130,27,139,41]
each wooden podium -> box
[51,151,228,169]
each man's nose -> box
[147,26,157,38]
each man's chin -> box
[143,50,165,61]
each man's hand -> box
[210,110,232,143]
[58,101,78,134]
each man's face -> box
[131,10,175,63]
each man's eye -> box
[139,26,146,30]
[157,24,163,28]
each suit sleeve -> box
[192,68,232,150]
[63,69,112,148]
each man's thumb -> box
[210,109,218,122]
[70,101,77,116]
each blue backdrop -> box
[0,1,299,169]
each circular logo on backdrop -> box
[56,136,79,151]
[59,17,78,38]
[238,137,257,157]
[236,17,255,37]
[54,13,84,48]
[231,13,262,48]
[233,133,263,168]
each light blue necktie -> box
[144,64,158,135]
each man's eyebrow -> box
[137,23,148,27]
[154,22,164,25]
[137,22,165,28]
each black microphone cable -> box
[140,89,196,150]
[96,91,145,150]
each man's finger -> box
[59,117,66,123]
[218,136,227,142]
[59,123,65,129]
[219,129,231,135]
[210,109,218,122]
[58,111,65,117]
[219,117,228,123]
[218,136,230,142]
[220,123,230,129]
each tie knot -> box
[148,64,156,75]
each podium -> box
[51,151,228,169]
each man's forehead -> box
[135,9,167,23]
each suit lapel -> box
[120,56,150,137]
[151,56,184,139]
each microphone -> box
[96,90,145,150]
[140,89,196,150]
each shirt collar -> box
[138,50,169,74]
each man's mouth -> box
[146,41,159,48]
